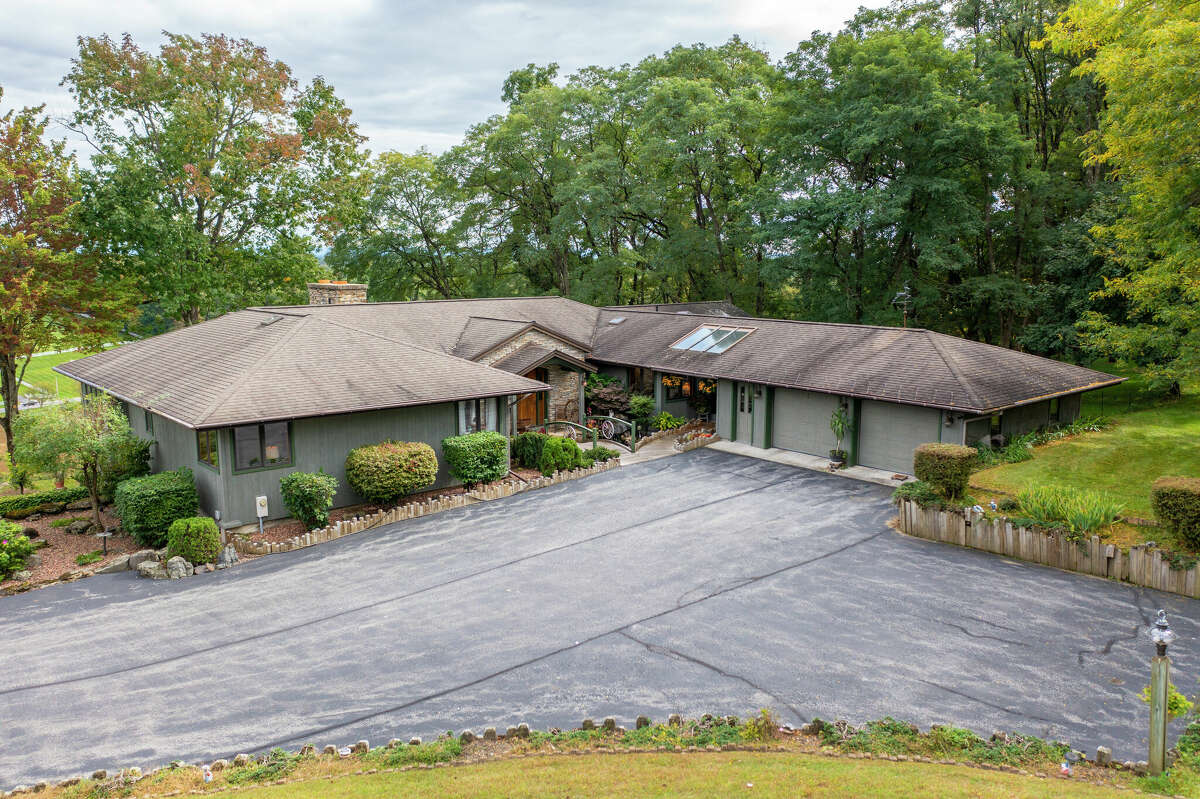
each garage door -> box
[772,389,839,456]
[857,400,941,474]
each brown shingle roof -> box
[55,310,548,428]
[492,344,596,375]
[591,309,1122,414]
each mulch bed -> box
[0,505,139,591]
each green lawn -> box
[972,369,1199,520]
[220,752,1132,799]
[17,350,83,400]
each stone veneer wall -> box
[307,282,368,305]
[477,330,586,424]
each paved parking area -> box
[2,448,1197,787]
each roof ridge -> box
[598,306,926,333]
[193,314,313,426]
[318,315,522,374]
[923,330,985,411]
[452,317,534,357]
[252,295,591,311]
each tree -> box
[12,396,133,531]
[0,86,131,454]
[64,32,366,324]
[1047,0,1200,387]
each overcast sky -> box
[2,0,881,157]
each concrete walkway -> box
[708,440,911,488]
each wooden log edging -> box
[896,499,1200,599]
[233,460,622,557]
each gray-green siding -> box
[130,411,226,518]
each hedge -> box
[345,441,438,503]
[280,470,339,529]
[538,436,584,477]
[166,517,221,565]
[912,443,976,499]
[0,487,89,520]
[442,431,508,487]
[1152,477,1200,548]
[511,432,550,470]
[113,468,200,548]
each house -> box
[55,282,1121,528]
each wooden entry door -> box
[517,368,548,429]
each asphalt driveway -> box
[2,448,1197,787]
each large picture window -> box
[233,422,292,471]
[196,429,220,470]
[460,398,493,433]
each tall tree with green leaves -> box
[0,87,131,454]
[1048,0,1200,387]
[65,32,366,324]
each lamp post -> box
[1149,609,1177,775]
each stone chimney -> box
[307,280,368,305]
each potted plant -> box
[829,406,849,467]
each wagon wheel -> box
[599,419,617,440]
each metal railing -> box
[585,415,637,453]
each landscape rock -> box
[602,718,616,732]
[1134,761,1149,775]
[668,714,682,726]
[581,719,595,730]
[636,716,651,729]
[217,545,239,567]
[56,777,80,787]
[353,740,369,754]
[96,555,132,574]
[210,759,228,771]
[12,570,31,582]
[517,723,530,739]
[66,519,95,536]
[91,770,106,780]
[459,730,475,743]
[128,550,159,569]
[22,526,38,538]
[25,552,41,569]
[135,561,167,580]
[483,728,497,742]
[32,781,48,792]
[39,502,66,514]
[408,737,421,746]
[4,507,35,519]
[232,754,250,767]
[65,499,93,511]
[165,556,192,579]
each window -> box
[197,429,220,470]
[460,398,493,433]
[144,409,155,436]
[1049,397,1060,422]
[989,414,1002,437]
[662,374,688,401]
[669,325,754,354]
[233,422,292,471]
[738,383,753,414]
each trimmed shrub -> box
[113,468,200,547]
[280,470,339,529]
[442,431,508,487]
[511,432,550,470]
[345,440,438,503]
[0,520,35,578]
[590,446,620,462]
[95,433,152,503]
[0,486,89,520]
[1152,477,1200,547]
[166,516,221,565]
[912,443,977,499]
[538,436,584,476]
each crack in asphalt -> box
[1076,586,1151,667]
[915,678,1062,727]
[617,630,805,721]
[247,530,887,752]
[934,620,1030,648]
[0,472,812,697]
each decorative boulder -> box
[128,550,160,569]
[136,560,168,580]
[12,570,32,581]
[22,526,38,538]
[96,555,132,574]
[165,556,193,579]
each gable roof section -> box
[55,310,548,429]
[591,309,1121,414]
[606,300,750,317]
[491,343,596,375]
[257,296,603,355]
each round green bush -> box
[166,516,221,565]
[114,468,200,547]
[280,470,339,529]
[442,431,508,487]
[912,443,976,499]
[345,440,438,503]
[0,520,35,579]
[538,436,584,476]
[1152,477,1200,547]
[510,432,549,469]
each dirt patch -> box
[1,505,139,591]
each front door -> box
[517,368,548,429]
[736,382,755,444]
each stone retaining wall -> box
[234,459,621,557]
[897,499,1200,599]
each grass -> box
[971,363,1200,521]
[179,752,1136,799]
[16,350,82,400]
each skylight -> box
[669,325,754,354]
[608,316,626,325]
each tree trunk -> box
[83,464,103,531]
[0,351,19,457]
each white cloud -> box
[0,0,881,157]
